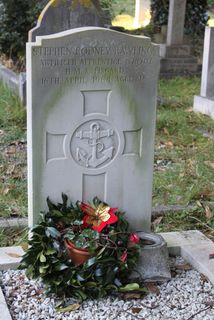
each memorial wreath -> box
[20,194,145,302]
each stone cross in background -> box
[27,24,159,231]
[159,0,198,77]
[194,27,214,119]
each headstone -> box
[194,27,214,119]
[27,27,159,231]
[133,0,151,28]
[166,0,186,46]
[159,0,198,77]
[29,0,108,42]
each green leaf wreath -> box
[19,194,145,301]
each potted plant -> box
[19,194,145,302]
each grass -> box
[154,77,214,207]
[0,82,27,219]
[0,76,214,245]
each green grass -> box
[153,77,214,207]
[0,82,27,218]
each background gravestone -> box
[194,27,214,119]
[29,0,109,41]
[27,27,159,231]
[159,0,198,77]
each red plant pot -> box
[64,239,92,266]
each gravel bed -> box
[1,257,214,320]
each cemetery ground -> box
[0,77,214,246]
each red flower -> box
[80,202,118,232]
[120,251,127,262]
[129,233,140,244]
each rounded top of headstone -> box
[29,0,110,42]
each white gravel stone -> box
[1,258,214,319]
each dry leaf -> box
[5,147,16,155]
[204,161,214,170]
[209,253,214,259]
[152,216,163,226]
[204,301,214,307]
[200,273,209,283]
[122,292,142,299]
[196,200,203,207]
[6,164,15,175]
[175,263,192,271]
[185,107,193,112]
[57,303,80,313]
[205,206,213,219]
[163,128,170,136]
[3,187,11,195]
[145,282,160,295]
[6,252,22,258]
[165,141,174,148]
[131,307,142,314]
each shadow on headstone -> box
[29,0,110,42]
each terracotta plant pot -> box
[64,239,92,266]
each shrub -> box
[151,0,209,37]
[0,0,43,59]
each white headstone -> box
[27,27,159,231]
[194,27,214,119]
[133,0,151,28]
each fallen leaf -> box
[175,263,192,271]
[196,200,203,207]
[205,206,213,219]
[209,253,214,259]
[5,147,16,155]
[145,282,160,295]
[200,273,209,283]
[6,164,15,175]
[6,252,22,258]
[131,307,142,314]
[0,129,4,135]
[123,292,142,299]
[204,301,214,307]
[152,216,163,226]
[3,187,11,195]
[56,303,80,313]
[163,128,170,136]
[200,191,214,198]
[165,141,174,148]
[204,161,214,170]
[185,107,193,112]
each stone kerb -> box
[193,27,214,119]
[27,27,160,231]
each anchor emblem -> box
[76,122,114,168]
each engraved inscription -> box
[71,120,119,169]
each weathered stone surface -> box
[0,246,24,271]
[136,232,171,281]
[29,0,108,42]
[166,0,186,46]
[194,95,214,120]
[160,44,192,58]
[27,27,159,231]
[0,288,12,320]
[161,230,214,285]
